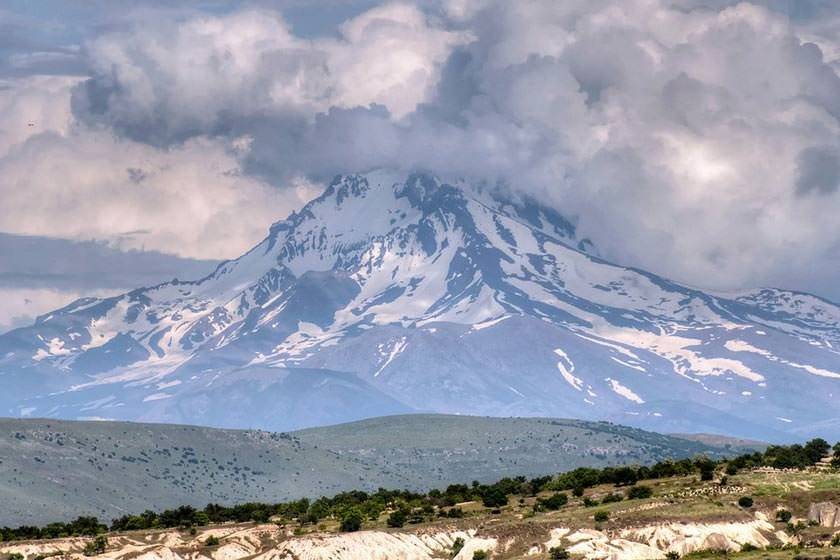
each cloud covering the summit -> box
[2,0,840,326]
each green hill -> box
[0,414,726,525]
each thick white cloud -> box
[0,129,313,259]
[2,0,840,308]
[73,3,466,143]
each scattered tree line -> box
[1,438,837,542]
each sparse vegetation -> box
[451,536,465,557]
[82,535,107,556]
[627,485,653,499]
[205,535,220,546]
[472,550,488,560]
[0,437,837,546]
[548,546,569,559]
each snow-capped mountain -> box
[2,171,839,440]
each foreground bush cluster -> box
[1,438,837,542]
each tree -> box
[386,510,406,528]
[572,486,585,497]
[339,509,363,532]
[612,466,638,486]
[738,496,754,508]
[481,487,508,508]
[804,438,831,463]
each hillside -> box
[2,454,839,560]
[0,414,726,526]
[1,172,839,440]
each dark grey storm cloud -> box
[0,233,217,291]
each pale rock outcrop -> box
[808,502,840,527]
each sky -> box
[2,0,840,330]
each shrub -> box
[572,486,585,497]
[738,496,754,508]
[472,550,488,560]
[482,487,508,508]
[594,511,609,523]
[205,535,220,546]
[451,537,465,558]
[601,493,623,504]
[725,463,739,475]
[539,493,569,511]
[548,547,570,559]
[446,507,464,519]
[386,510,406,528]
[665,552,680,560]
[583,497,598,507]
[776,510,792,523]
[627,486,653,500]
[9,554,24,560]
[740,543,758,552]
[831,533,840,546]
[339,509,363,532]
[83,536,107,556]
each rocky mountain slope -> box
[1,171,839,439]
[0,415,722,525]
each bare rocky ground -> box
[3,469,840,560]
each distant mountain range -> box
[0,414,738,525]
[1,171,839,440]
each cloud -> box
[71,4,466,144]
[0,233,217,331]
[0,128,316,259]
[3,0,840,306]
[796,146,840,195]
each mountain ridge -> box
[1,170,838,440]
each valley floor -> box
[3,470,840,560]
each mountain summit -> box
[2,171,839,439]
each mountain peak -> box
[1,170,839,441]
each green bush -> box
[583,497,598,507]
[481,487,508,508]
[339,509,363,532]
[831,533,840,546]
[205,535,220,546]
[8,554,24,560]
[738,496,754,508]
[548,546,570,559]
[626,485,653,500]
[593,511,609,523]
[601,493,623,504]
[83,536,107,557]
[775,510,792,523]
[472,550,488,560]
[572,486,585,497]
[740,543,758,552]
[451,536,465,558]
[665,552,680,560]
[538,493,568,510]
[386,510,406,528]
